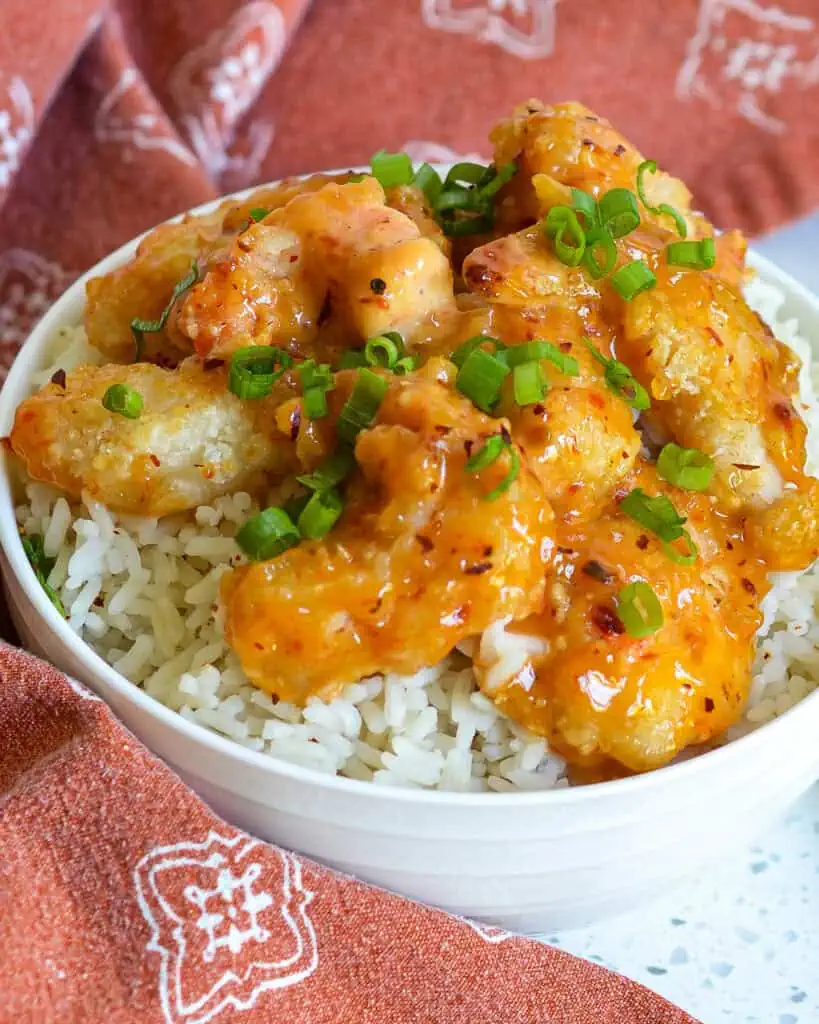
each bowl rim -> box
[2,175,818,808]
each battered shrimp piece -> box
[223,372,555,703]
[490,99,709,237]
[481,464,767,774]
[9,361,295,515]
[617,263,819,567]
[177,179,456,360]
[462,232,641,520]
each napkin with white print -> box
[0,642,701,1024]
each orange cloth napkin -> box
[0,643,701,1023]
[1,0,819,378]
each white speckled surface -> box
[543,785,819,1022]
[540,221,819,1023]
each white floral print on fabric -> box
[420,0,559,59]
[63,675,103,703]
[462,919,515,943]
[0,249,75,379]
[0,76,35,191]
[402,140,488,165]
[134,830,318,1024]
[677,0,819,134]
[170,1,285,186]
[95,67,197,165]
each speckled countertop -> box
[542,221,819,1024]
[543,785,818,1022]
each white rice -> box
[13,276,819,790]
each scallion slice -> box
[297,448,356,492]
[570,188,599,231]
[584,338,650,410]
[236,507,300,561]
[610,260,656,301]
[616,581,664,638]
[102,383,143,419]
[338,349,367,369]
[392,356,418,376]
[445,162,491,187]
[480,161,517,199]
[656,443,715,491]
[666,238,716,270]
[543,206,586,267]
[337,369,389,443]
[504,340,579,376]
[465,434,506,473]
[370,149,414,188]
[297,488,344,540]
[440,210,494,236]
[485,447,520,501]
[303,387,329,419]
[455,347,510,413]
[598,188,640,238]
[248,207,270,222]
[451,335,504,369]
[299,360,333,391]
[229,346,292,400]
[412,162,443,204]
[513,360,548,406]
[619,489,697,564]
[582,226,618,279]
[364,332,404,368]
[636,159,688,238]
[21,532,66,616]
[131,261,199,361]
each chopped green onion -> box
[485,447,520,501]
[131,261,199,360]
[364,332,404,368]
[456,347,510,413]
[656,443,715,491]
[297,448,356,492]
[582,226,618,279]
[465,434,507,473]
[283,492,310,523]
[393,356,418,376]
[620,488,686,539]
[440,210,494,236]
[451,335,504,368]
[598,188,640,238]
[480,161,517,199]
[610,260,656,301]
[299,360,333,391]
[543,206,586,266]
[303,387,329,419]
[616,581,664,638]
[663,532,698,566]
[337,369,389,444]
[412,162,443,204]
[248,207,270,222]
[236,507,300,561]
[636,160,688,238]
[338,349,367,369]
[370,149,413,188]
[21,533,65,616]
[584,338,650,410]
[102,383,143,419]
[570,188,599,231]
[504,340,579,376]
[297,488,344,540]
[513,360,548,406]
[666,238,716,270]
[229,346,292,400]
[445,162,491,187]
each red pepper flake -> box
[464,561,492,576]
[483,545,494,557]
[732,463,760,471]
[636,534,649,550]
[532,403,546,416]
[614,144,626,156]
[582,137,595,147]
[559,341,573,352]
[591,604,625,637]
[369,597,383,614]
[254,641,264,651]
[289,405,301,441]
[706,327,724,347]
[434,424,452,435]
[318,294,332,325]
[464,439,474,457]
[203,358,224,372]
[50,368,66,388]
[582,560,614,584]
[589,392,605,410]
[149,454,161,467]
[416,535,434,553]
[741,577,756,595]
[773,400,793,426]
[704,696,715,712]
[500,425,512,444]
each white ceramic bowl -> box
[2,190,819,933]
